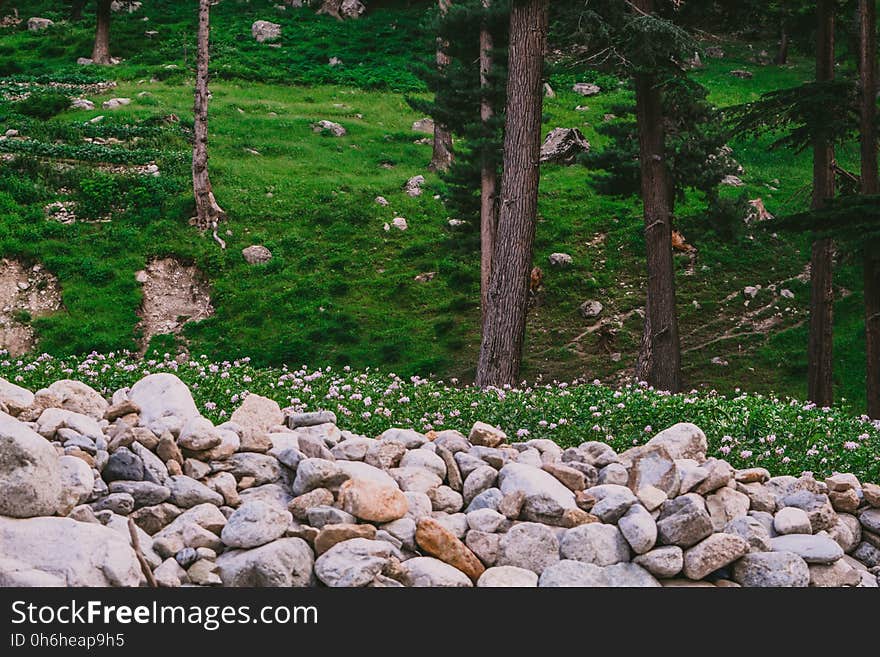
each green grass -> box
[2,352,878,481]
[0,1,872,413]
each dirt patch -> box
[0,259,62,356]
[136,258,213,353]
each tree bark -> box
[192,0,226,233]
[430,0,455,172]
[71,0,88,21]
[475,0,548,388]
[775,21,789,65]
[91,0,112,65]
[859,0,880,418]
[808,0,836,408]
[479,0,498,325]
[632,0,681,393]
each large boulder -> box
[27,17,54,31]
[646,423,707,462]
[0,378,35,416]
[252,20,282,43]
[217,538,315,587]
[0,411,61,517]
[129,373,200,436]
[46,379,108,419]
[230,393,283,446]
[539,128,590,165]
[498,462,576,523]
[0,517,141,586]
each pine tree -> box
[91,0,113,65]
[858,0,880,418]
[475,0,548,387]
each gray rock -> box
[852,541,880,568]
[633,546,683,578]
[58,455,94,514]
[860,508,880,534]
[769,534,844,564]
[402,556,473,587]
[93,493,134,515]
[466,508,505,533]
[252,20,281,43]
[314,538,393,587]
[307,505,356,529]
[131,442,168,485]
[167,475,223,508]
[217,538,314,587]
[108,481,170,508]
[774,507,812,535]
[705,487,751,531]
[380,428,427,449]
[778,489,837,533]
[539,560,607,587]
[560,523,630,566]
[587,484,636,523]
[0,412,63,518]
[477,565,538,587]
[657,494,714,548]
[286,411,337,429]
[540,127,590,165]
[226,453,282,487]
[465,530,500,566]
[221,501,292,549]
[646,423,707,461]
[0,516,141,586]
[497,522,561,575]
[626,444,679,497]
[465,487,503,513]
[428,485,463,513]
[390,466,442,494]
[603,562,661,587]
[292,458,349,495]
[598,463,629,486]
[400,449,446,479]
[102,447,144,482]
[618,504,657,554]
[732,551,810,587]
[129,373,200,436]
[723,516,772,552]
[463,465,498,504]
[242,245,272,264]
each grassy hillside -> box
[0,0,869,411]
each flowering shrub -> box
[2,351,878,481]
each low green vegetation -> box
[0,1,870,413]
[2,352,878,481]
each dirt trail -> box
[136,258,213,353]
[0,259,62,356]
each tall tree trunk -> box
[475,0,548,388]
[479,0,498,324]
[860,0,880,418]
[808,0,836,408]
[91,0,112,65]
[430,0,455,172]
[71,0,87,21]
[632,0,681,393]
[192,0,226,233]
[775,21,789,65]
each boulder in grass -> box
[540,128,590,165]
[252,20,282,43]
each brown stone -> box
[627,444,679,496]
[339,478,408,523]
[542,462,586,491]
[829,488,861,514]
[364,441,406,470]
[468,421,506,448]
[415,517,485,582]
[288,488,334,521]
[104,399,141,422]
[239,431,272,453]
[130,503,182,535]
[575,490,596,511]
[735,468,770,484]
[65,447,95,467]
[166,460,182,476]
[131,426,159,450]
[560,508,599,528]
[157,433,184,465]
[436,444,462,492]
[315,523,377,555]
[863,483,880,507]
[286,523,319,546]
[498,490,526,519]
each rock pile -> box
[0,373,878,588]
